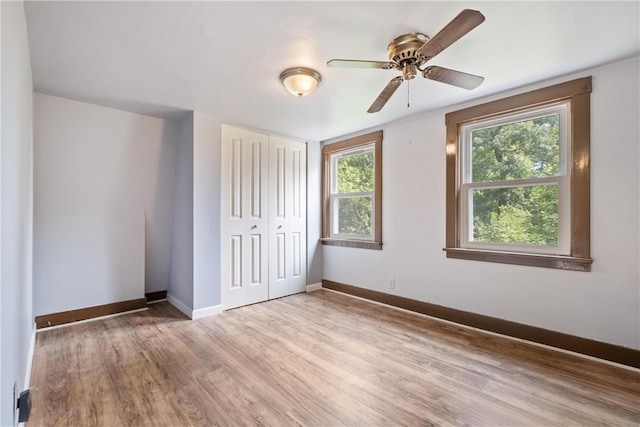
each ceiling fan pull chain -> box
[407,79,410,108]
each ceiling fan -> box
[327,9,486,113]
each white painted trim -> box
[167,293,193,319]
[36,308,149,332]
[0,0,3,420]
[192,304,223,320]
[166,294,221,319]
[24,323,36,388]
[19,325,37,425]
[306,283,322,292]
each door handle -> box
[277,225,282,229]
[251,225,257,229]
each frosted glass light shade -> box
[279,67,321,97]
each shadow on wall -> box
[144,119,179,295]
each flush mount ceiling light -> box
[279,67,322,97]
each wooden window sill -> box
[443,247,592,271]
[321,238,382,250]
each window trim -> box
[444,77,592,271]
[322,130,382,250]
[459,102,571,255]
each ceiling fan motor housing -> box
[387,33,430,66]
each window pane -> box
[336,196,372,236]
[471,114,560,182]
[471,184,558,246]
[336,150,374,193]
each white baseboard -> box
[167,293,193,319]
[167,294,222,320]
[192,304,222,319]
[24,322,36,388]
[306,283,323,292]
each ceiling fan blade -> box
[416,9,485,60]
[367,76,403,113]
[327,59,395,70]
[423,66,484,89]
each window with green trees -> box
[461,104,569,254]
[332,147,375,237]
[322,131,382,250]
[445,76,592,271]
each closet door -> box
[268,136,307,299]
[221,125,269,310]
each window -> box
[461,103,570,254]
[330,146,375,239]
[445,77,592,271]
[322,131,382,250]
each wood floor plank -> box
[28,290,640,426]
[240,304,473,425]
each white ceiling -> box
[24,1,639,142]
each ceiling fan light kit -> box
[279,67,322,97]
[327,9,486,113]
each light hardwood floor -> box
[28,290,640,426]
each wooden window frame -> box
[444,77,592,271]
[322,130,383,250]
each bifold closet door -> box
[268,136,307,299]
[221,126,269,310]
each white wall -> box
[168,113,194,308]
[33,94,177,316]
[306,141,322,285]
[142,117,178,294]
[322,57,640,350]
[193,112,223,310]
[167,111,222,313]
[1,1,34,424]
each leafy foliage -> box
[470,115,560,246]
[473,185,559,245]
[334,150,374,236]
[337,151,374,193]
[337,196,373,236]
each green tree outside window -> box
[470,115,560,246]
[335,150,374,236]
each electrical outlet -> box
[17,389,32,423]
[389,278,396,289]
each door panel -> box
[292,149,302,219]
[250,141,263,219]
[223,125,306,309]
[275,146,286,219]
[230,137,243,219]
[292,232,301,278]
[230,235,242,288]
[222,125,269,310]
[276,232,286,280]
[269,137,307,299]
[250,234,262,285]
[288,142,307,295]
